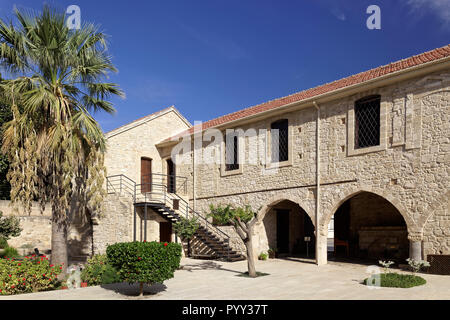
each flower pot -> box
[80,282,88,288]
[61,286,68,290]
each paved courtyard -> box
[1,257,450,300]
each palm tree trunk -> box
[51,212,68,276]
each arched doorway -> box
[262,200,315,259]
[328,192,409,262]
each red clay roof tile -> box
[162,44,450,143]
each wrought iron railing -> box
[106,173,231,259]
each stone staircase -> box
[107,174,245,262]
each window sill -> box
[220,166,243,177]
[265,159,292,169]
[347,144,386,156]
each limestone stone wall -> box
[105,107,191,185]
[0,200,52,254]
[92,194,134,254]
[172,70,450,260]
[423,191,450,258]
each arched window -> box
[271,119,289,163]
[355,95,380,149]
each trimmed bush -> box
[81,254,120,286]
[107,241,182,295]
[364,272,426,288]
[0,254,62,295]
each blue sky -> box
[0,0,449,132]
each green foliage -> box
[364,272,426,288]
[0,211,21,240]
[0,5,123,233]
[81,254,120,286]
[1,247,19,258]
[258,252,268,260]
[0,237,7,249]
[406,258,430,273]
[208,204,255,225]
[106,241,182,287]
[0,95,12,200]
[173,217,199,240]
[0,254,62,295]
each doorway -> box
[276,209,290,253]
[167,158,176,193]
[141,157,152,193]
[160,222,172,243]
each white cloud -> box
[406,0,450,26]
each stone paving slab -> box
[1,258,450,300]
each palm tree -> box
[0,5,123,271]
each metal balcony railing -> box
[106,173,232,258]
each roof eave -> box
[156,55,450,148]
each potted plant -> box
[258,252,268,261]
[268,248,276,259]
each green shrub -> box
[258,252,268,260]
[0,211,22,240]
[364,272,426,288]
[2,247,19,258]
[107,241,182,295]
[173,217,199,241]
[81,254,120,286]
[0,254,62,295]
[0,237,8,249]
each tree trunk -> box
[187,238,191,257]
[139,282,144,296]
[50,211,68,276]
[246,231,257,278]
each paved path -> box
[1,258,449,300]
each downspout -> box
[313,101,322,265]
[192,144,196,211]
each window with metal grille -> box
[271,119,289,162]
[225,135,239,171]
[355,95,380,149]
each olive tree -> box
[208,204,259,277]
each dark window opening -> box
[355,95,380,149]
[225,135,239,171]
[271,119,289,162]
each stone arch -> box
[253,195,315,257]
[420,190,450,229]
[256,194,314,226]
[320,185,417,238]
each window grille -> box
[225,135,239,171]
[355,95,380,149]
[271,119,289,162]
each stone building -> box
[10,45,448,268]
[98,44,449,267]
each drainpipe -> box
[192,145,196,212]
[313,101,324,265]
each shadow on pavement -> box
[180,261,243,274]
[101,282,167,297]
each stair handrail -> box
[106,174,136,200]
[108,173,233,260]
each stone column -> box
[408,232,423,261]
[316,228,328,265]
